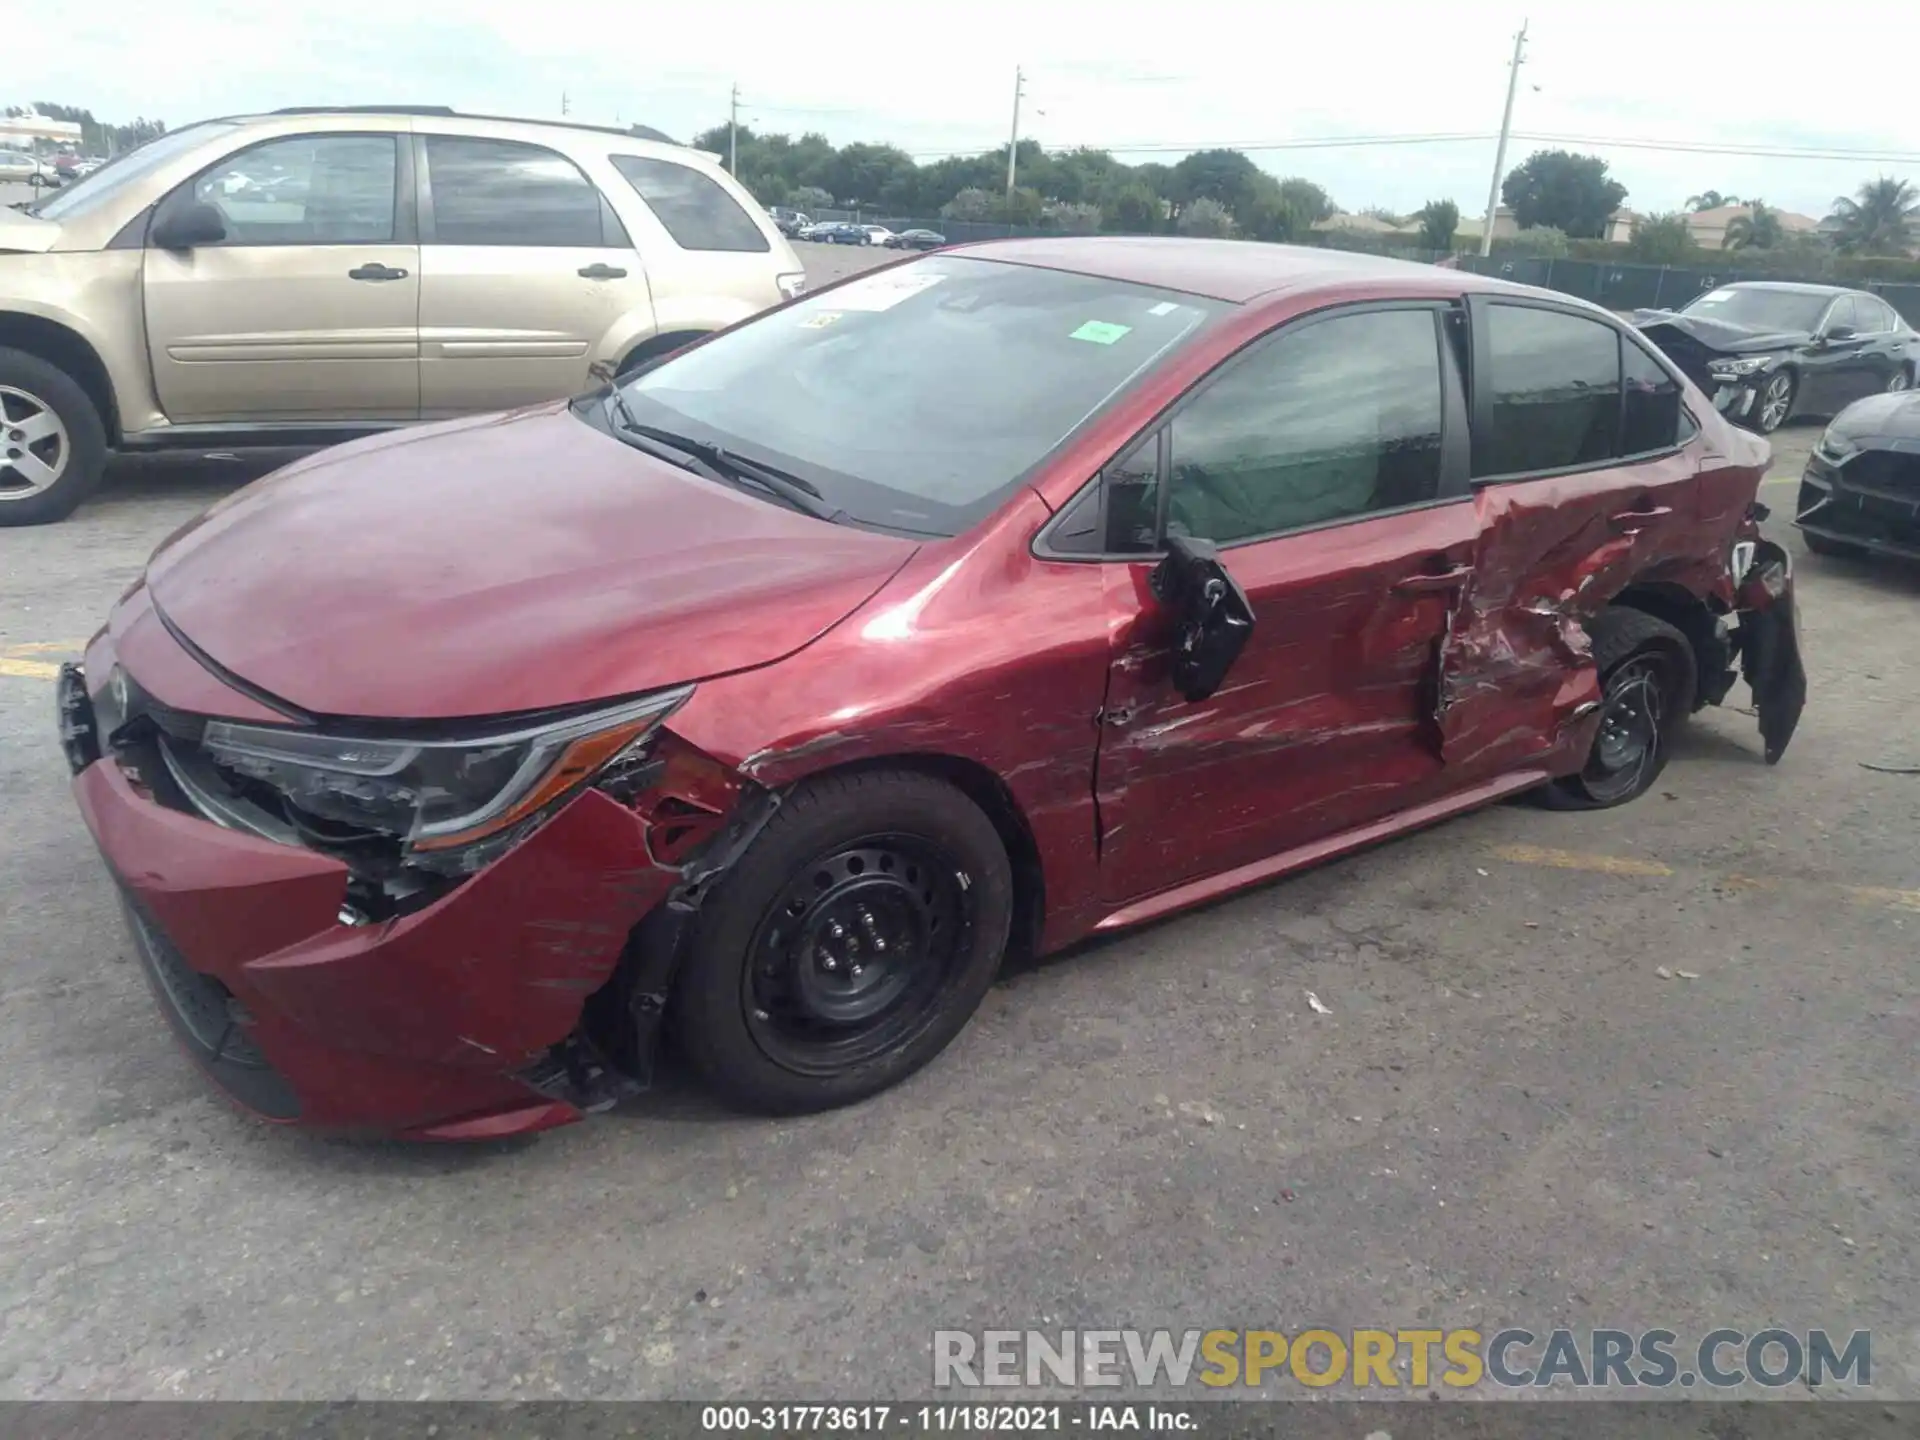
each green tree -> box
[788,184,834,212]
[1169,149,1263,219]
[1627,212,1698,264]
[1500,150,1628,238]
[1498,226,1570,258]
[1241,181,1311,243]
[941,187,997,221]
[1415,199,1460,250]
[1101,183,1163,234]
[1044,200,1102,232]
[1685,190,1740,212]
[1276,177,1336,222]
[1176,197,1235,238]
[1827,177,1920,257]
[997,187,1044,225]
[1723,201,1784,252]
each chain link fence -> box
[1461,255,1920,325]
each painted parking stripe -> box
[0,641,83,682]
[1491,843,1919,917]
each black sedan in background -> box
[1635,282,1920,435]
[885,228,947,250]
[1798,390,1920,561]
[807,222,872,245]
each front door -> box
[143,132,420,423]
[415,134,655,417]
[1093,303,1476,906]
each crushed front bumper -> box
[60,657,683,1140]
[1797,448,1920,560]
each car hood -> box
[1828,389,1920,443]
[0,207,60,253]
[145,402,920,720]
[1633,311,1808,354]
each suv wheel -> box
[0,348,108,527]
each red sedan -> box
[59,238,1805,1139]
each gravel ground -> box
[1,240,1916,1403]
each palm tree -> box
[1724,201,1784,251]
[1827,177,1920,256]
[1686,190,1739,212]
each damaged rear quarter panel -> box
[1438,434,1760,776]
[664,489,1117,949]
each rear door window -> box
[1621,336,1686,456]
[1474,304,1622,478]
[424,136,605,247]
[610,155,769,252]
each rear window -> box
[1475,304,1622,478]
[610,155,769,253]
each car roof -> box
[941,235,1500,304]
[1716,280,1852,297]
[228,106,685,147]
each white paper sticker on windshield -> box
[1147,301,1180,316]
[831,271,945,312]
[1699,289,1735,303]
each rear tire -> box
[0,347,107,527]
[1541,608,1696,810]
[671,769,1014,1115]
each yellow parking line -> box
[1489,843,1674,877]
[0,640,84,682]
[0,657,61,680]
[1840,884,1920,914]
[1490,845,1918,918]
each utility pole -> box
[1005,65,1025,196]
[729,83,740,174]
[1479,20,1528,258]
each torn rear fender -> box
[1734,538,1805,764]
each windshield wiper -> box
[605,407,842,522]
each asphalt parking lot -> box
[2,243,1917,1402]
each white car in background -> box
[0,150,61,187]
[861,225,896,245]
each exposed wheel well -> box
[617,330,710,376]
[0,313,120,442]
[1608,582,1727,712]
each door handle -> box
[1609,504,1674,531]
[578,263,628,279]
[1392,565,1474,594]
[348,263,408,281]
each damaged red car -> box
[59,239,1806,1139]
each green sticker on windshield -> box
[1070,320,1132,345]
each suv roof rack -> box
[264,106,681,144]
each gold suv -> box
[0,106,806,525]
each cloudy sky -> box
[23,0,1920,220]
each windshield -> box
[618,255,1225,535]
[30,122,238,222]
[1681,286,1829,334]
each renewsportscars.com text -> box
[932,1327,1872,1390]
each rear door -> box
[1437,296,1703,775]
[415,133,654,417]
[143,131,419,423]
[1841,294,1902,402]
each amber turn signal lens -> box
[407,719,652,852]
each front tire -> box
[671,769,1014,1115]
[1541,608,1696,810]
[1887,366,1912,393]
[0,347,108,527]
[1751,369,1796,434]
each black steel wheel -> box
[743,835,974,1077]
[671,769,1014,1114]
[1541,607,1696,810]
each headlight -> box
[1816,427,1857,461]
[1707,355,1772,379]
[200,686,692,871]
